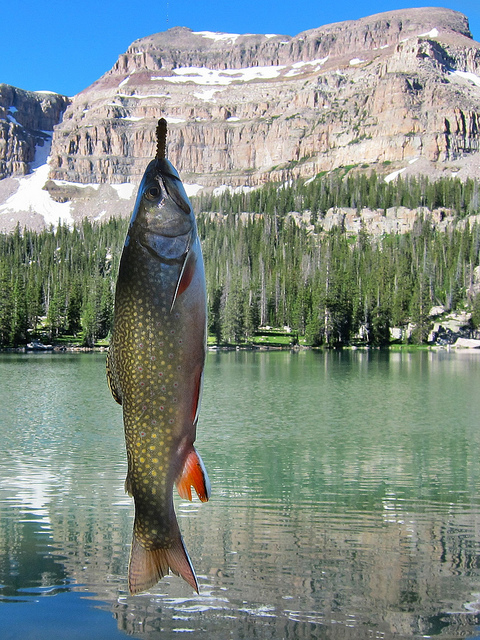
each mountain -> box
[1,7,480,231]
[0,85,69,180]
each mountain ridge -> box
[1,7,480,231]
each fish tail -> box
[128,530,199,595]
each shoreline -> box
[4,343,480,354]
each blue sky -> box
[2,0,480,97]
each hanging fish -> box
[107,118,210,595]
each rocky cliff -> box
[2,7,480,231]
[0,85,69,179]
[46,6,480,191]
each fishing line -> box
[156,118,168,160]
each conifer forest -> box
[2,171,480,348]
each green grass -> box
[250,334,295,346]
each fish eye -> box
[144,185,162,201]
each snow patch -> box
[6,106,21,126]
[120,116,144,122]
[184,184,204,197]
[419,27,439,38]
[385,167,406,183]
[118,91,171,99]
[51,179,100,190]
[111,183,135,199]
[291,57,329,69]
[450,69,480,88]
[285,56,329,77]
[31,134,53,170]
[194,31,240,43]
[119,76,130,87]
[193,88,226,102]
[160,64,286,86]
[165,116,187,124]
[227,116,240,122]
[0,163,73,227]
[349,58,365,66]
[213,185,257,197]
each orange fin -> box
[128,532,199,595]
[171,247,197,310]
[176,448,211,503]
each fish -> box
[106,118,210,595]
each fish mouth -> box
[139,230,192,263]
[156,158,192,216]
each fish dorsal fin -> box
[170,245,197,311]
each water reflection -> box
[0,351,480,638]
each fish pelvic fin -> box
[128,532,199,595]
[176,448,211,503]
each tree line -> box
[0,219,124,347]
[195,170,480,221]
[0,171,480,348]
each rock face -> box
[46,7,480,191]
[2,7,480,231]
[0,85,70,179]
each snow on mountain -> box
[0,162,73,228]
[2,7,480,231]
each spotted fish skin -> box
[107,152,210,595]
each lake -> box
[1,349,480,639]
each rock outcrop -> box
[0,85,69,179]
[45,7,480,191]
[2,7,480,231]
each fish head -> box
[126,157,195,262]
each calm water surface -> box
[0,349,480,639]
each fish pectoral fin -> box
[176,448,211,503]
[106,351,122,405]
[128,531,199,595]
[124,473,133,496]
[170,245,197,310]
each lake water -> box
[1,349,480,639]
